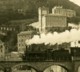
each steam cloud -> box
[26,29,80,45]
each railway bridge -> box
[0,60,79,72]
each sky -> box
[70,0,80,6]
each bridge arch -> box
[11,63,37,72]
[43,64,68,72]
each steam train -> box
[22,43,72,61]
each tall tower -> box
[38,6,49,33]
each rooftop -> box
[8,18,37,26]
[18,30,34,35]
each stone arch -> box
[11,63,38,72]
[39,62,72,72]
[43,64,69,72]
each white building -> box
[41,14,67,32]
[52,6,76,17]
[30,6,76,33]
[38,7,68,33]
[17,31,34,53]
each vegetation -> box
[0,0,80,24]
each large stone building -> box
[17,31,34,53]
[38,6,69,33]
[30,6,76,33]
[0,40,5,60]
[41,14,67,32]
[52,6,76,17]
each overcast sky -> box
[70,0,80,6]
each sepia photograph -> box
[0,0,80,72]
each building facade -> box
[17,31,34,53]
[38,6,70,33]
[42,14,67,32]
[52,6,76,17]
[31,6,76,33]
[0,40,5,60]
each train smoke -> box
[26,29,80,45]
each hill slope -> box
[0,0,80,23]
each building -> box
[17,31,34,53]
[52,6,76,17]
[41,14,67,32]
[38,7,68,33]
[0,40,5,60]
[30,6,76,33]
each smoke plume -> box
[26,29,80,45]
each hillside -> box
[0,0,80,24]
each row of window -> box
[46,16,65,20]
[0,27,15,31]
[46,22,66,27]
[54,9,76,17]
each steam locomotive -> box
[22,43,71,61]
